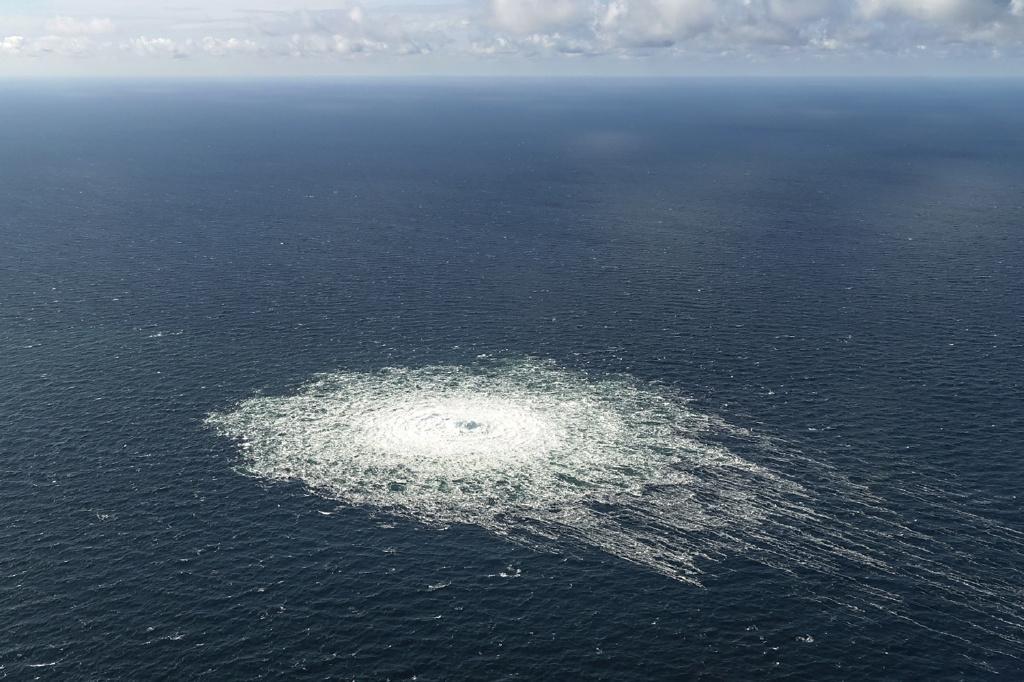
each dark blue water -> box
[1,79,1022,679]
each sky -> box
[1,0,1023,77]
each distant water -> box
[1,80,1023,679]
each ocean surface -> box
[1,79,1022,680]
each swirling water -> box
[1,80,1023,679]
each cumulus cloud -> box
[125,36,188,59]
[285,32,388,57]
[599,0,717,47]
[0,0,1022,72]
[200,36,259,56]
[241,3,441,58]
[499,0,1024,58]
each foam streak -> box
[207,359,1024,664]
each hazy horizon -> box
[2,0,1024,78]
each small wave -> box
[207,358,1024,663]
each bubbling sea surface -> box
[208,358,1024,662]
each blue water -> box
[1,80,1022,679]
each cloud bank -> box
[1,0,1023,75]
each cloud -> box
[488,0,1024,58]
[201,36,260,56]
[856,0,1003,22]
[125,36,188,59]
[0,35,25,56]
[285,32,388,57]
[597,0,718,48]
[0,1,1023,73]
[491,0,587,34]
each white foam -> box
[206,359,787,582]
[207,358,1024,662]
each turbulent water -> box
[2,81,1023,679]
[208,358,1024,663]
[207,359,784,582]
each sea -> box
[1,79,1022,679]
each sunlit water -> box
[208,358,1024,663]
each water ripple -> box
[207,357,1024,662]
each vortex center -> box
[455,419,483,433]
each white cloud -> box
[597,0,717,47]
[1,1,1023,73]
[284,32,389,57]
[201,36,259,56]
[265,4,435,58]
[125,36,188,58]
[0,35,25,55]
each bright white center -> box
[359,396,565,467]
